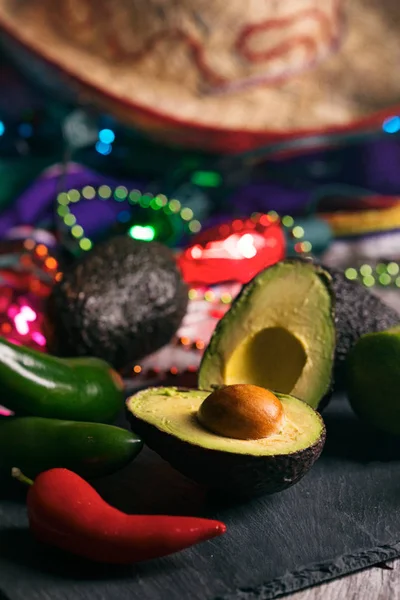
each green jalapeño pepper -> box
[0,336,124,423]
[0,417,143,479]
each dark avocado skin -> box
[323,265,400,387]
[45,236,188,370]
[126,390,326,499]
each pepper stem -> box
[12,468,34,486]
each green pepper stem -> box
[11,468,34,486]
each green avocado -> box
[126,386,326,498]
[45,236,188,371]
[198,260,336,410]
[346,326,400,435]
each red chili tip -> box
[208,520,227,538]
[189,518,228,545]
[217,522,227,535]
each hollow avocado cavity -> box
[225,327,307,393]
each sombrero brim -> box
[1,0,400,155]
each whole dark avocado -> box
[126,385,326,499]
[323,265,400,386]
[45,236,188,370]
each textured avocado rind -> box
[126,387,326,499]
[45,236,188,370]
[323,265,400,387]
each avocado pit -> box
[197,384,284,440]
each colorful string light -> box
[0,237,59,350]
[216,210,314,254]
[255,211,314,255]
[187,288,234,304]
[128,281,240,379]
[130,337,206,380]
[56,186,202,252]
[345,261,400,288]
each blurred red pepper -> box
[13,468,227,564]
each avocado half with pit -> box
[199,260,336,410]
[127,385,326,498]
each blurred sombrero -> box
[1,0,400,154]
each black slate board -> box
[1,393,400,600]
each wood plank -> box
[289,561,399,599]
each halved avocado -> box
[198,260,335,410]
[126,386,326,498]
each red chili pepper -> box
[13,468,227,564]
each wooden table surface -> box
[289,560,399,599]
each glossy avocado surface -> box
[198,259,336,410]
[45,236,188,370]
[126,386,326,499]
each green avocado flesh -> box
[225,327,307,393]
[127,386,326,497]
[198,260,335,409]
[347,326,400,435]
[128,388,321,455]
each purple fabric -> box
[2,138,400,239]
[0,164,145,238]
[229,184,311,215]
